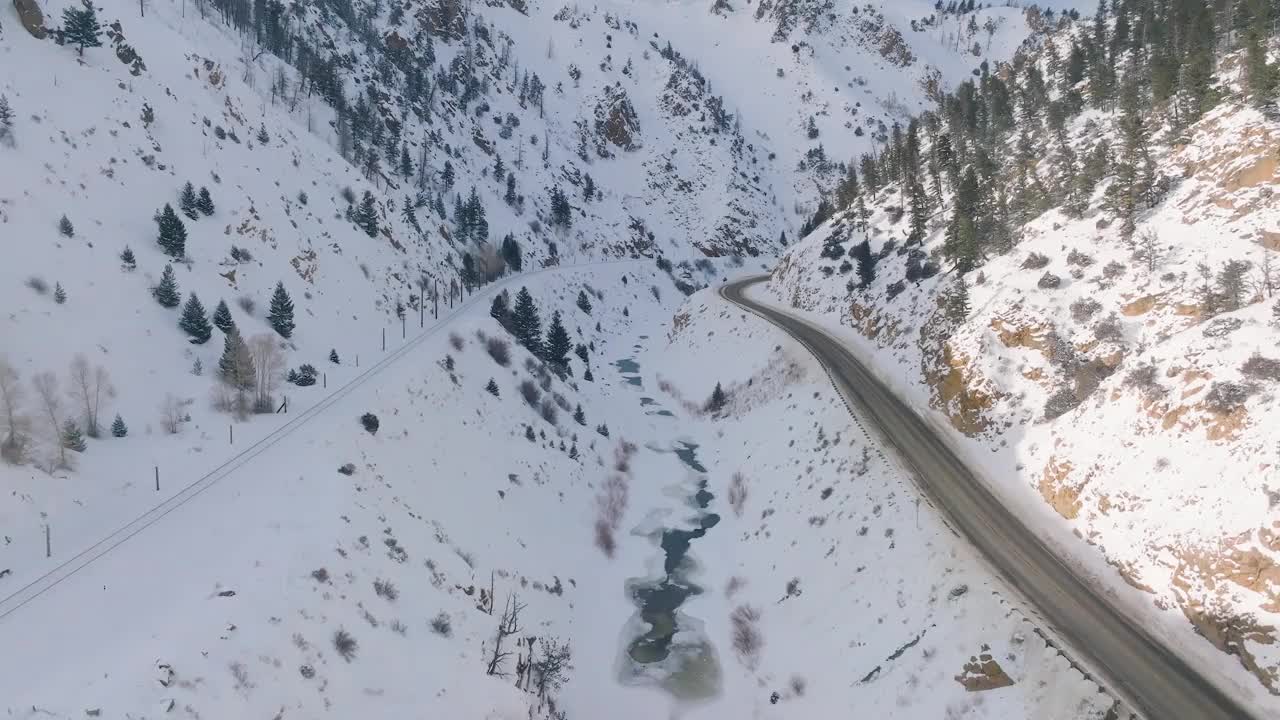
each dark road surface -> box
[720,275,1254,720]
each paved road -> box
[720,276,1254,720]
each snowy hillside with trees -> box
[763,0,1280,711]
[0,0,1188,716]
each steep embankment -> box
[765,51,1280,715]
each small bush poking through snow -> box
[338,463,356,475]
[486,337,511,366]
[1066,248,1094,267]
[540,398,559,425]
[728,472,748,517]
[1123,363,1166,402]
[519,379,541,407]
[26,276,49,295]
[730,605,763,669]
[1043,386,1080,420]
[1022,252,1050,270]
[1204,381,1253,414]
[360,413,380,434]
[1070,298,1102,322]
[311,567,330,583]
[1241,354,1280,382]
[1037,272,1062,289]
[1094,313,1124,342]
[449,332,464,351]
[373,578,399,602]
[333,629,358,662]
[430,612,453,637]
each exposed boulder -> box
[14,0,47,39]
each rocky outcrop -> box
[954,645,1014,691]
[14,0,47,39]
[593,84,640,157]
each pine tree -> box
[196,187,215,216]
[180,182,199,220]
[120,245,137,271]
[441,160,455,188]
[576,290,592,314]
[268,281,296,338]
[706,382,727,413]
[212,299,234,334]
[155,203,187,257]
[62,420,87,452]
[583,174,595,202]
[61,0,103,56]
[1243,1,1276,108]
[486,378,500,396]
[110,413,128,438]
[256,124,270,144]
[944,168,980,273]
[490,291,510,326]
[511,286,542,355]
[54,282,67,304]
[573,404,585,425]
[946,278,971,324]
[153,264,181,308]
[0,94,13,146]
[500,234,523,271]
[58,215,74,238]
[544,311,571,372]
[356,191,379,237]
[330,348,340,364]
[179,293,213,344]
[851,239,876,288]
[906,178,930,244]
[218,327,255,391]
[505,173,518,205]
[400,143,413,178]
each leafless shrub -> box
[236,295,256,315]
[229,661,252,692]
[597,475,629,530]
[390,619,408,636]
[1204,381,1254,414]
[449,332,464,351]
[539,398,558,423]
[333,629,358,661]
[725,576,746,598]
[593,519,616,557]
[552,392,571,412]
[1094,312,1124,342]
[486,337,511,366]
[338,462,356,475]
[1070,298,1101,322]
[730,605,763,669]
[311,567,329,583]
[26,276,49,295]
[1202,317,1243,338]
[159,393,185,434]
[430,612,453,637]
[32,371,68,470]
[519,379,541,407]
[790,675,807,696]
[373,578,399,601]
[1123,362,1166,401]
[299,664,316,679]
[727,472,748,517]
[1241,354,1280,382]
[1022,252,1050,270]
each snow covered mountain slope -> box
[761,15,1280,713]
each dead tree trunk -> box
[485,592,524,676]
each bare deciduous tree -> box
[68,354,113,438]
[32,371,66,470]
[486,592,525,677]
[0,356,30,464]
[248,333,285,413]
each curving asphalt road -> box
[720,275,1254,720]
